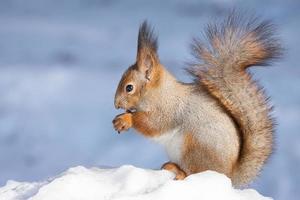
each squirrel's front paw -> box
[112,113,133,133]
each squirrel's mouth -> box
[126,107,137,113]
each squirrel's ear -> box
[136,21,159,80]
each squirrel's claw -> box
[161,162,187,180]
[113,113,133,133]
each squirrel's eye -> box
[125,84,134,93]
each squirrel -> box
[112,13,282,187]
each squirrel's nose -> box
[114,99,121,109]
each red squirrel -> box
[112,14,282,187]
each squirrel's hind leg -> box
[161,162,187,180]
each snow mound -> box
[0,165,272,200]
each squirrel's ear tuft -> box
[136,21,159,79]
[138,21,158,53]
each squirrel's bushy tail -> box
[188,13,282,187]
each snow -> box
[0,165,271,200]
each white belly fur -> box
[151,128,183,164]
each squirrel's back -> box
[188,13,282,186]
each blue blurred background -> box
[0,0,299,199]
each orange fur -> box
[145,64,163,89]
[181,132,235,177]
[132,112,161,137]
[113,113,133,133]
[161,162,187,180]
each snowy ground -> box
[0,0,299,200]
[0,165,271,200]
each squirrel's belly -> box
[151,128,184,164]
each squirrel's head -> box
[114,21,161,111]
